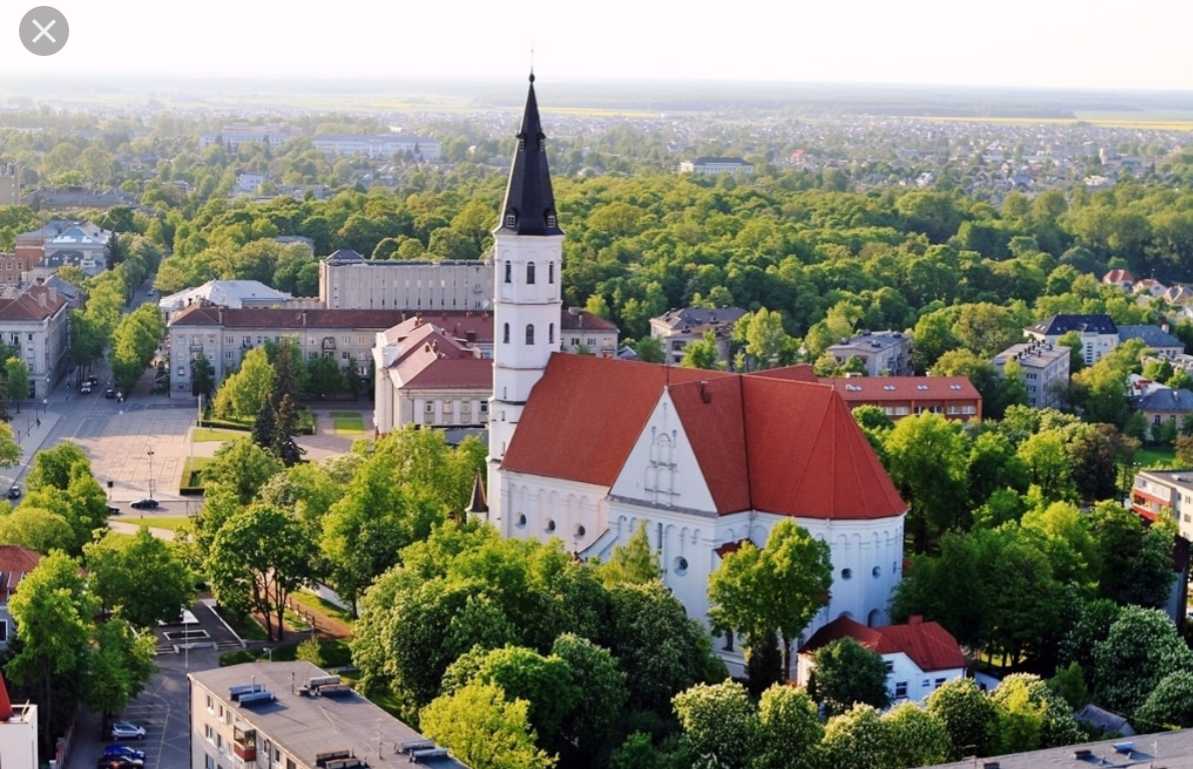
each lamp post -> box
[147,448,155,498]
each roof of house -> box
[380,313,495,347]
[382,324,491,391]
[159,280,293,312]
[1026,314,1118,336]
[992,341,1070,368]
[800,615,966,673]
[651,307,748,333]
[1118,324,1185,350]
[189,662,467,769]
[170,305,411,330]
[1102,269,1136,284]
[498,74,563,238]
[827,330,912,354]
[501,354,905,520]
[0,284,67,322]
[560,309,618,331]
[1132,386,1193,413]
[1167,286,1193,304]
[818,376,981,403]
[0,544,42,600]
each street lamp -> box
[147,448,155,497]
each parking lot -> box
[64,603,240,769]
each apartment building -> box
[1024,314,1118,366]
[188,662,467,769]
[678,157,754,175]
[819,375,982,422]
[650,307,747,366]
[311,135,441,161]
[0,284,69,398]
[992,341,1071,409]
[318,251,493,311]
[827,330,914,377]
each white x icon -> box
[31,18,56,43]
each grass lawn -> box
[331,412,365,435]
[114,516,190,532]
[181,456,211,491]
[291,590,356,627]
[1138,446,1180,469]
[193,428,245,442]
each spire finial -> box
[529,43,535,83]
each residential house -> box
[487,76,905,675]
[16,220,112,277]
[992,341,1071,409]
[372,319,491,434]
[188,662,468,769]
[797,615,966,703]
[678,157,754,175]
[318,250,494,311]
[1131,469,1193,535]
[0,545,42,648]
[158,280,296,318]
[1024,314,1119,366]
[826,330,914,377]
[0,673,37,769]
[1118,324,1185,358]
[1167,286,1193,306]
[559,307,618,357]
[819,375,982,421]
[1133,278,1167,299]
[0,284,69,398]
[1102,269,1136,289]
[1130,383,1193,440]
[650,306,747,366]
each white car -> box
[157,608,198,627]
[110,721,146,741]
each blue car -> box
[104,746,146,761]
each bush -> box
[220,650,257,667]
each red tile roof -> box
[560,309,618,331]
[1103,269,1136,284]
[749,365,818,383]
[382,323,491,391]
[818,376,981,403]
[502,355,906,520]
[0,285,67,322]
[801,615,966,672]
[0,544,42,600]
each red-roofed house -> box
[484,77,908,674]
[1102,269,1136,290]
[818,376,983,422]
[0,545,42,649]
[797,615,966,702]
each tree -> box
[1134,670,1193,731]
[1093,605,1193,716]
[5,356,29,412]
[672,680,756,769]
[735,307,796,369]
[819,703,889,769]
[191,355,215,398]
[84,618,156,718]
[202,437,283,506]
[6,551,96,749]
[207,504,315,641]
[0,421,23,469]
[708,520,832,680]
[633,336,665,364]
[306,356,344,399]
[595,521,659,586]
[1017,430,1077,503]
[420,682,556,769]
[550,634,628,764]
[883,413,969,550]
[1087,502,1175,608]
[811,638,891,716]
[753,684,822,769]
[883,702,952,769]
[272,394,305,467]
[85,527,194,629]
[926,677,997,759]
[213,347,274,419]
[0,506,74,552]
[989,673,1083,753]
[680,330,721,370]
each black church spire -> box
[497,73,563,236]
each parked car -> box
[104,746,146,761]
[7,484,20,499]
[130,498,158,510]
[80,382,93,394]
[109,721,146,741]
[98,757,143,769]
[106,505,120,516]
[88,376,100,386]
[104,387,115,399]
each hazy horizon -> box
[2,0,1190,92]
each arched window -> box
[502,323,510,344]
[548,323,555,344]
[526,262,536,284]
[525,324,535,345]
[503,261,512,283]
[548,262,555,284]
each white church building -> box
[484,75,908,671]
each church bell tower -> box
[488,73,564,524]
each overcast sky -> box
[3,0,1191,91]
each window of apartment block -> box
[341,351,350,360]
[206,694,213,712]
[0,620,7,641]
[205,756,215,769]
[225,336,234,343]
[895,682,908,699]
[586,337,596,346]
[462,401,471,413]
[205,724,214,741]
[358,336,367,345]
[480,402,489,413]
[424,401,434,414]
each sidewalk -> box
[2,408,60,488]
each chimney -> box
[37,292,46,308]
[700,381,712,404]
[48,286,56,304]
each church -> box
[484,75,908,671]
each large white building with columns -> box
[484,76,908,672]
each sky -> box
[2,0,1191,91]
